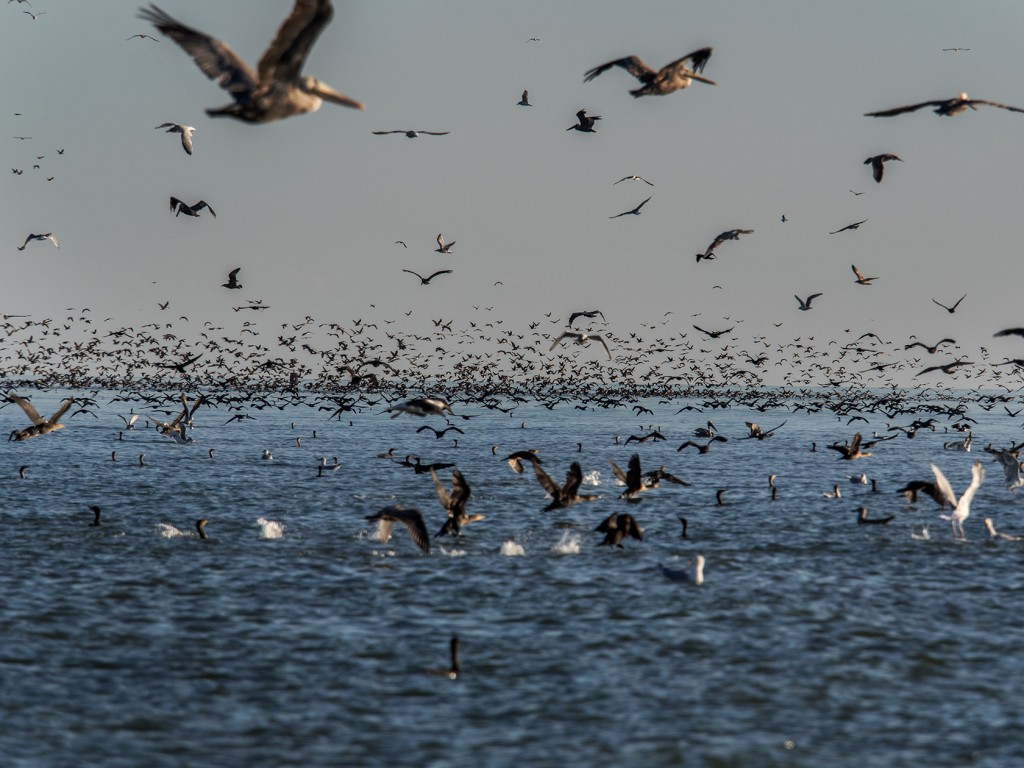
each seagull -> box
[696,229,753,262]
[127,33,159,41]
[434,234,455,253]
[932,293,966,313]
[222,267,242,289]
[517,90,531,106]
[829,219,867,234]
[609,196,652,218]
[139,1,364,123]
[372,130,449,138]
[865,93,1024,118]
[403,269,452,285]
[365,506,430,554]
[659,555,705,584]
[169,197,215,217]
[613,175,654,187]
[931,460,984,538]
[7,393,75,441]
[864,153,901,183]
[155,123,195,155]
[16,233,58,251]
[987,448,1024,491]
[795,293,822,311]
[388,397,454,418]
[584,47,715,97]
[549,331,612,360]
[851,265,878,285]
[567,109,601,132]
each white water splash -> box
[500,539,526,556]
[551,530,581,554]
[582,470,601,487]
[256,517,284,539]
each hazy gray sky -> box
[4,1,1024,380]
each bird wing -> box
[972,99,1024,114]
[430,468,452,510]
[584,55,655,83]
[140,5,259,105]
[227,267,240,281]
[959,461,985,510]
[564,462,584,497]
[402,269,424,280]
[593,335,612,360]
[256,0,333,84]
[10,394,44,425]
[626,453,642,493]
[549,332,571,352]
[532,461,560,497]
[865,101,943,117]
[658,47,714,80]
[48,398,75,426]
[426,270,452,281]
[180,128,194,155]
[450,469,471,509]
[852,264,867,281]
[372,131,404,135]
[608,458,628,484]
[806,293,822,306]
[929,463,959,507]
[194,201,216,217]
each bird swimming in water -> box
[196,518,209,539]
[584,47,715,97]
[426,636,461,679]
[365,506,430,554]
[659,554,705,584]
[140,1,364,123]
[88,505,102,526]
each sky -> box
[4,0,1024,386]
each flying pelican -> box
[372,130,449,138]
[365,506,430,553]
[567,109,601,132]
[609,196,652,218]
[851,265,878,285]
[431,468,483,538]
[932,460,984,538]
[864,153,901,182]
[549,331,612,360]
[170,197,215,217]
[828,433,872,460]
[434,234,455,253]
[7,393,75,441]
[584,47,715,97]
[403,268,452,285]
[155,123,195,155]
[222,267,242,289]
[16,232,58,251]
[865,93,1024,118]
[696,229,753,262]
[795,293,822,311]
[139,1,364,123]
[532,461,599,511]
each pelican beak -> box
[687,72,717,86]
[309,78,365,110]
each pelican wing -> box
[865,101,943,117]
[929,463,959,508]
[10,393,44,425]
[660,47,714,76]
[257,0,333,83]
[140,4,259,104]
[47,398,75,426]
[366,507,430,554]
[563,462,585,498]
[971,99,1024,114]
[449,469,471,510]
[584,55,655,83]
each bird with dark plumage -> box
[584,47,715,97]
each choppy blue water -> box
[3,391,1023,767]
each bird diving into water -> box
[584,47,715,97]
[139,1,364,123]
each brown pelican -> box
[139,1,364,123]
[16,232,58,250]
[532,461,599,511]
[222,267,242,289]
[865,93,1024,118]
[584,47,715,97]
[402,268,452,285]
[549,331,612,360]
[503,449,541,473]
[851,265,878,285]
[864,153,901,182]
[170,197,215,217]
[696,229,753,262]
[828,432,872,460]
[8,393,75,441]
[795,293,822,311]
[388,397,454,418]
[155,123,195,155]
[365,506,430,554]
[567,109,601,132]
[431,468,483,538]
[372,130,449,138]
[609,196,652,218]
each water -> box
[3,391,1024,767]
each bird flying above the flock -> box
[16,232,58,251]
[170,197,215,217]
[865,93,1024,118]
[372,130,449,138]
[155,123,195,155]
[864,153,901,182]
[584,47,715,97]
[567,109,601,132]
[609,196,652,218]
[851,265,878,285]
[829,219,867,234]
[403,269,452,285]
[696,229,753,262]
[932,293,966,313]
[222,268,242,289]
[139,1,364,123]
[692,325,733,339]
[795,293,822,311]
[549,332,612,360]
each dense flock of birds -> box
[7,3,1024,675]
